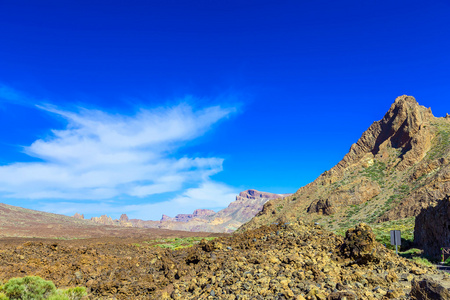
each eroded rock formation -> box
[73,213,84,220]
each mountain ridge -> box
[240,95,450,232]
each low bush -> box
[2,276,56,300]
[54,287,86,300]
[147,236,217,251]
[412,257,434,268]
[444,257,450,266]
[0,276,86,300]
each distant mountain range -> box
[77,189,291,232]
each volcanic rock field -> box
[0,220,445,299]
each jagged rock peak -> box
[73,213,84,220]
[160,214,172,221]
[238,189,289,200]
[119,214,129,222]
[382,95,433,138]
[329,95,434,175]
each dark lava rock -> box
[340,223,379,264]
[410,277,450,300]
[327,290,358,300]
[0,221,439,299]
[414,195,450,259]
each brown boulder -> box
[340,223,378,263]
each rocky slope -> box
[240,95,450,232]
[81,189,290,233]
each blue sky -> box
[0,1,449,220]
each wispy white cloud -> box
[0,95,237,216]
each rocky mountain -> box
[240,95,450,232]
[81,189,290,232]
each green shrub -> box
[361,161,386,185]
[399,248,423,259]
[412,257,434,268]
[428,125,450,160]
[49,287,87,300]
[1,277,86,300]
[47,295,67,300]
[3,276,56,300]
[444,257,450,266]
[149,236,216,251]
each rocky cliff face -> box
[240,95,450,232]
[83,189,289,233]
[414,195,450,259]
[161,209,216,222]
